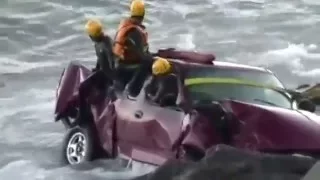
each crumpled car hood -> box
[220,100,320,151]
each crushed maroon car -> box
[54,48,320,167]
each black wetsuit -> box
[147,74,178,106]
[93,35,114,75]
[77,35,115,121]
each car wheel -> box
[60,125,97,165]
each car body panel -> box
[181,112,224,152]
[54,62,91,117]
[90,100,116,156]
[220,100,320,151]
[114,96,186,165]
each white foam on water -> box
[177,33,196,50]
[84,159,157,179]
[0,112,60,146]
[210,0,264,18]
[0,88,54,110]
[170,3,195,18]
[302,0,320,5]
[0,88,56,145]
[0,157,152,180]
[0,160,48,180]
[45,2,76,12]
[262,2,311,15]
[129,160,157,177]
[0,57,59,74]
[22,34,81,53]
[220,6,261,18]
[9,11,52,20]
[250,43,320,76]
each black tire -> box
[60,124,98,165]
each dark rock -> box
[173,164,302,180]
[203,144,316,174]
[131,145,317,180]
[202,144,260,164]
[133,159,193,180]
[173,162,253,180]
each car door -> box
[133,101,186,165]
[114,89,186,165]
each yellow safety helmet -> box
[152,57,172,76]
[130,0,145,17]
[85,19,103,38]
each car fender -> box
[221,100,320,151]
[90,99,117,157]
[180,110,224,154]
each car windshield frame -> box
[184,65,285,89]
[184,77,294,109]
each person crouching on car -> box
[85,19,114,74]
[147,57,179,106]
[112,0,154,97]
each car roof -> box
[212,61,270,72]
[170,59,271,73]
[155,49,271,73]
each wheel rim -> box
[66,132,87,165]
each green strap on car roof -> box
[185,77,274,89]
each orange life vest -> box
[113,18,148,64]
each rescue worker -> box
[113,0,154,97]
[77,19,115,122]
[85,19,114,73]
[147,57,178,106]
